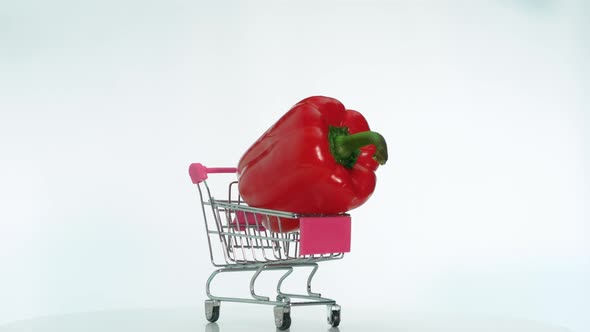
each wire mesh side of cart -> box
[196,179,345,267]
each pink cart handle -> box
[189,163,237,184]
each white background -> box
[1,0,588,331]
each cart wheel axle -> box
[205,300,221,323]
[274,305,291,331]
[327,304,341,327]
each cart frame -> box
[189,163,349,329]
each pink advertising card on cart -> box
[299,216,351,255]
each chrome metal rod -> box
[306,263,322,297]
[276,267,295,300]
[250,266,270,301]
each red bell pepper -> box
[237,96,388,232]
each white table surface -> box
[0,306,573,332]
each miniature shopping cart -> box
[189,163,352,330]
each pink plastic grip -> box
[189,163,237,184]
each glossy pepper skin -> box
[237,96,388,232]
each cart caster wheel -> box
[274,305,291,331]
[205,300,220,323]
[327,304,341,327]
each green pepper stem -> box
[333,130,388,166]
